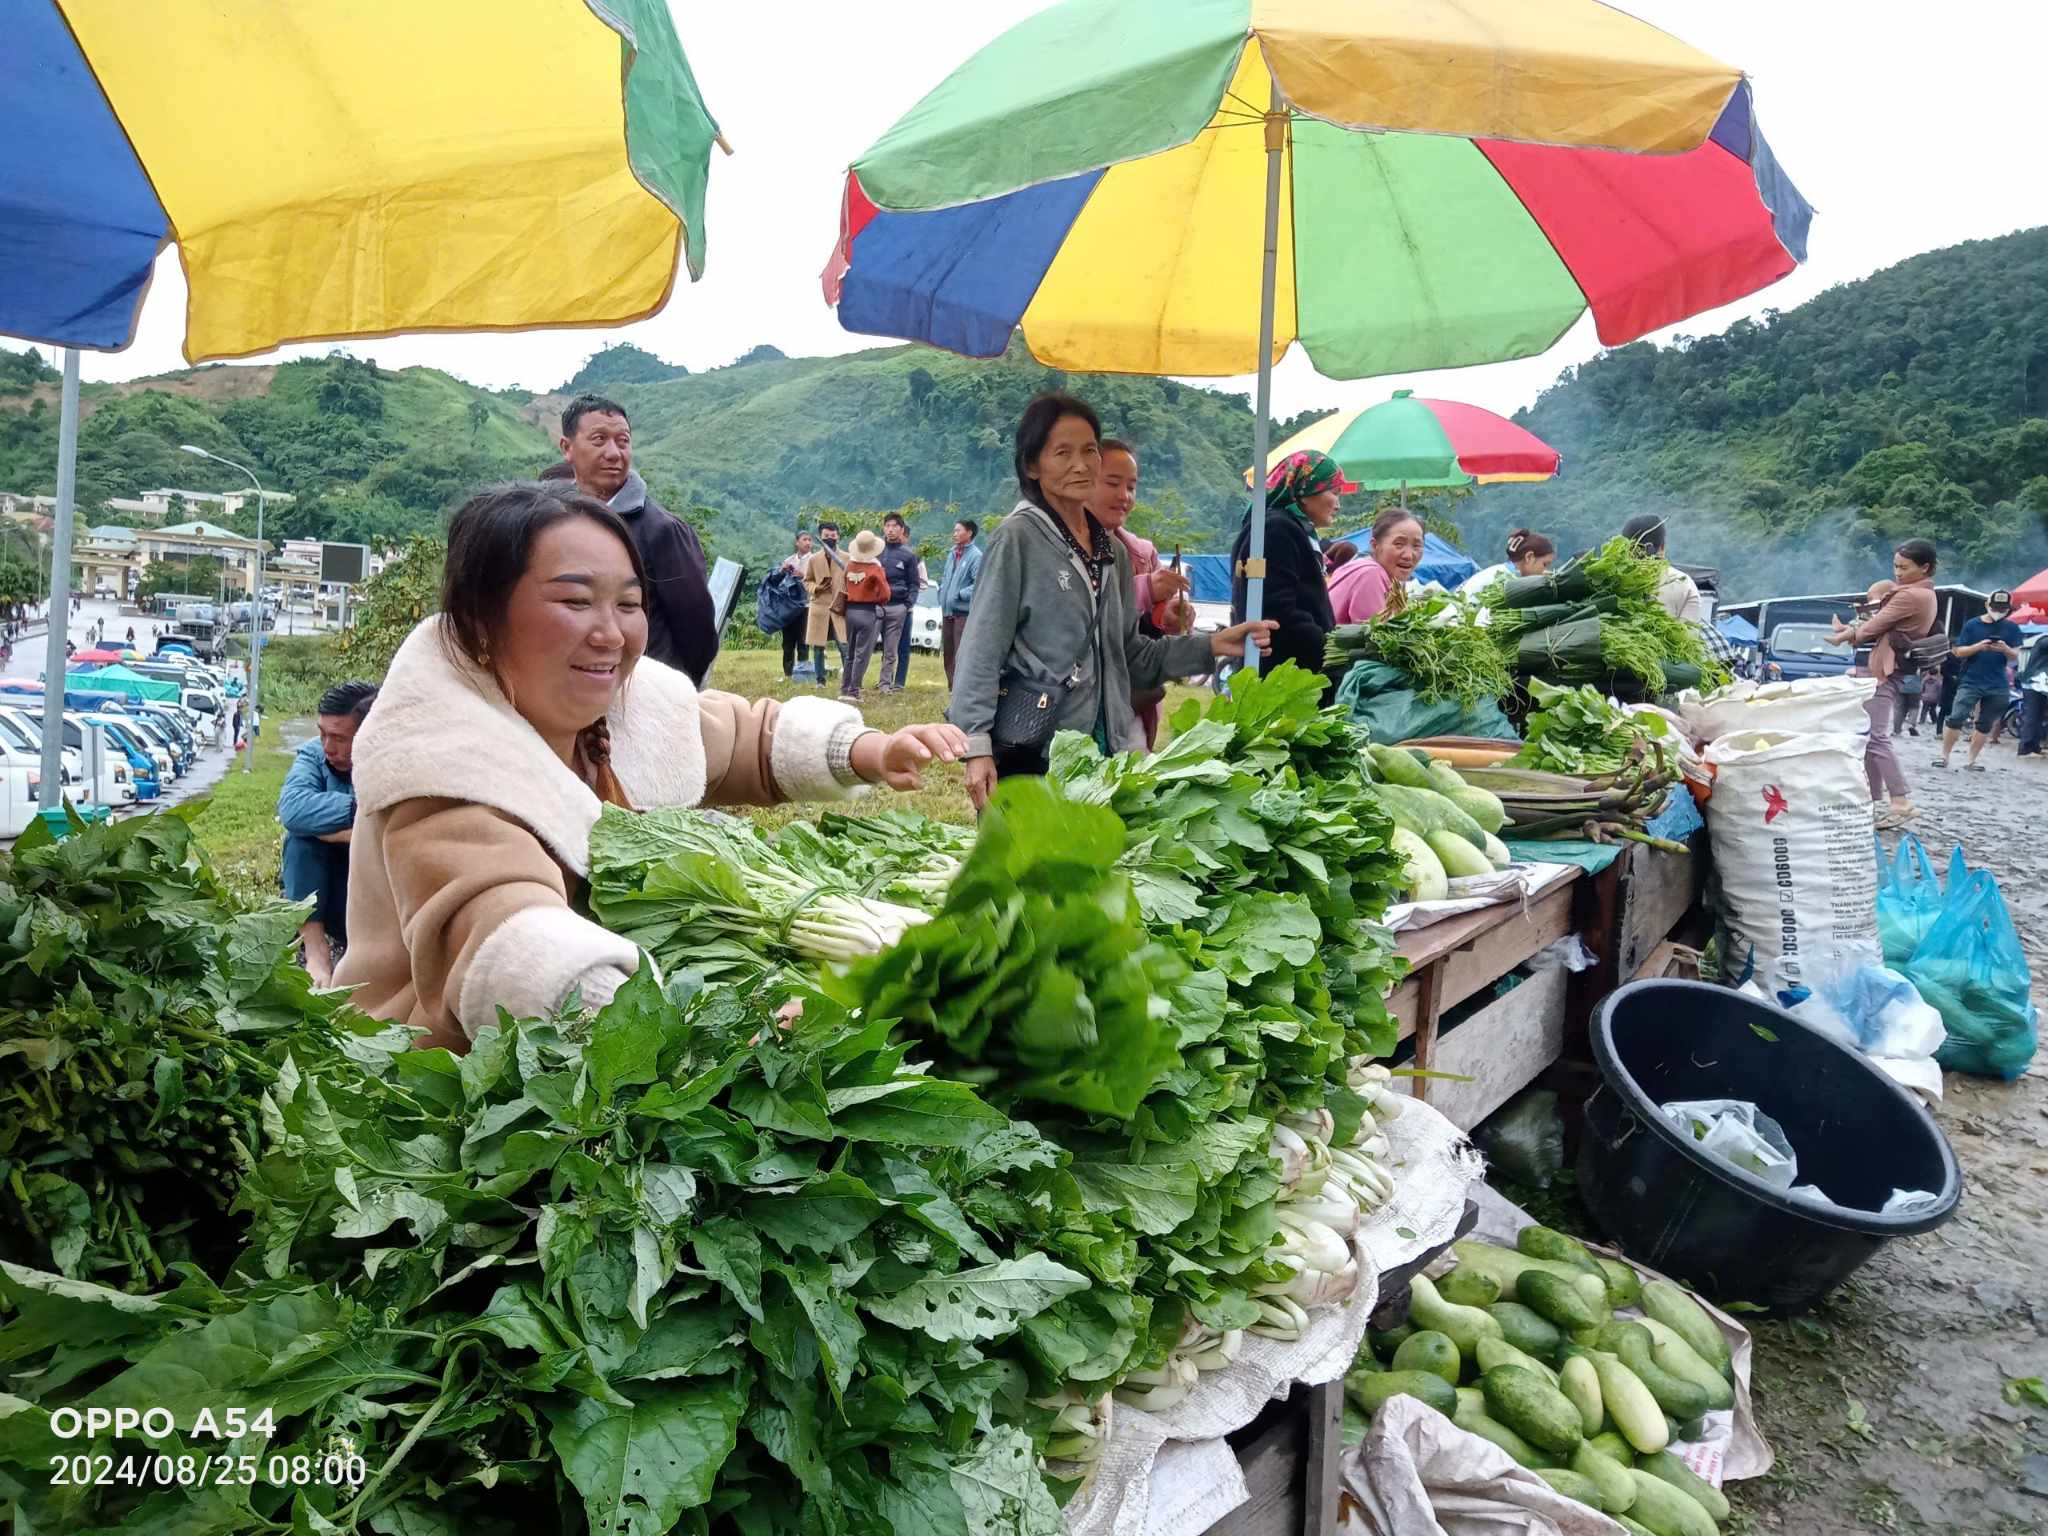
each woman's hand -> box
[1152,567,1191,600]
[1209,620,1278,659]
[851,723,968,791]
[965,755,998,812]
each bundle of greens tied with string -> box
[1324,592,1513,707]
[1475,536,1730,697]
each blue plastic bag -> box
[1875,833,1945,965]
[1907,869,2038,1080]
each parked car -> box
[1760,621,1855,681]
[911,590,944,652]
[82,716,162,801]
[0,707,84,790]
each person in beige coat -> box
[801,518,850,687]
[333,483,964,1053]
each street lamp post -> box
[180,446,266,773]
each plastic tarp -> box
[1715,613,1758,644]
[1183,552,1235,605]
[1331,527,1478,591]
[65,665,178,703]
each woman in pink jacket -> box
[1327,507,1427,625]
[1094,438,1191,747]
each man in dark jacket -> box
[875,511,921,693]
[549,394,718,685]
[279,681,376,987]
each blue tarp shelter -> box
[1716,613,1759,644]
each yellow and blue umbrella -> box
[824,0,1811,641]
[2,0,722,361]
[2,0,722,814]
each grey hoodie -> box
[948,500,1212,758]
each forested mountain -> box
[4,225,2045,595]
[1459,226,2048,597]
[0,340,1264,567]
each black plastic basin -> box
[1578,979,1961,1314]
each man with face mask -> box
[547,394,717,685]
[802,521,850,690]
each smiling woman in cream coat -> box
[334,482,964,1051]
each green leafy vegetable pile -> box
[0,809,400,1293]
[587,807,934,978]
[2,972,1095,1536]
[1511,679,1680,778]
[1326,594,1515,708]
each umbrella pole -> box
[1243,80,1286,677]
[37,349,80,815]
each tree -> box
[907,367,936,410]
[1125,488,1210,551]
[336,535,445,682]
[467,398,490,440]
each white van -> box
[0,707,83,791]
[0,738,44,838]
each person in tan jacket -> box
[801,519,849,688]
[333,483,965,1052]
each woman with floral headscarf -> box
[1230,450,1357,697]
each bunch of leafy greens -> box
[1326,595,1514,707]
[2,970,1096,1536]
[0,807,406,1292]
[1487,537,1729,695]
[586,807,933,979]
[773,810,974,909]
[1511,678,1678,777]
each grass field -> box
[189,725,303,903]
[185,648,1209,906]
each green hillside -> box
[1455,225,2048,597]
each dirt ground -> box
[1721,734,2048,1535]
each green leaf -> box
[950,1424,1067,1536]
[829,1079,1010,1147]
[772,1260,864,1407]
[863,1255,1089,1343]
[2003,1375,2048,1409]
[692,1218,766,1322]
[86,1291,341,1429]
[618,1302,746,1382]
[544,1375,748,1536]
[739,1173,882,1253]
[1069,1156,1200,1237]
[586,964,669,1106]
[1749,1022,1779,1043]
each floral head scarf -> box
[1250,450,1358,532]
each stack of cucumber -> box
[1346,1227,1739,1536]
[1359,744,1513,901]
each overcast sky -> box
[67,1,2048,423]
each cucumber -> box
[1388,826,1449,902]
[1437,1266,1502,1308]
[1639,1450,1732,1522]
[1641,1281,1731,1375]
[1636,1318,1736,1411]
[1675,1414,1706,1444]
[1558,1353,1604,1436]
[1346,1368,1457,1420]
[1489,1301,1563,1361]
[1583,1349,1669,1455]
[1368,744,1435,789]
[1452,1396,1557,1469]
[1408,1274,1504,1360]
[1572,1442,1637,1514]
[1482,829,1513,869]
[1596,1323,1711,1420]
[1423,759,1510,833]
[1454,1241,1609,1313]
[1481,1364,1585,1456]
[1428,828,1496,880]
[1370,782,1490,849]
[1618,1519,1658,1536]
[1455,1387,1485,1417]
[1517,1270,1603,1331]
[1392,1330,1461,1386]
[1516,1225,1607,1281]
[1589,1431,1636,1466]
[1623,1468,1719,1536]
[1596,1256,1643,1309]
[1533,1467,1604,1508]
[1475,1335,1560,1387]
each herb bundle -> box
[1327,595,1515,708]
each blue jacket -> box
[937,540,983,615]
[278,738,356,940]
[278,737,355,837]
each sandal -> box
[1875,804,1919,830]
[1964,762,1987,772]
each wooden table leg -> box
[1302,1380,1343,1536]
[1410,958,1443,1102]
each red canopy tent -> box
[2010,566,2048,614]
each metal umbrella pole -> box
[36,349,79,814]
[181,445,266,772]
[1241,82,1287,678]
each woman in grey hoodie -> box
[949,393,1273,810]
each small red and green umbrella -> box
[1255,390,1561,492]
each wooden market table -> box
[1384,829,1706,1132]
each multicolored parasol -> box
[1254,391,1561,491]
[823,0,1811,650]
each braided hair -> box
[577,717,633,809]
